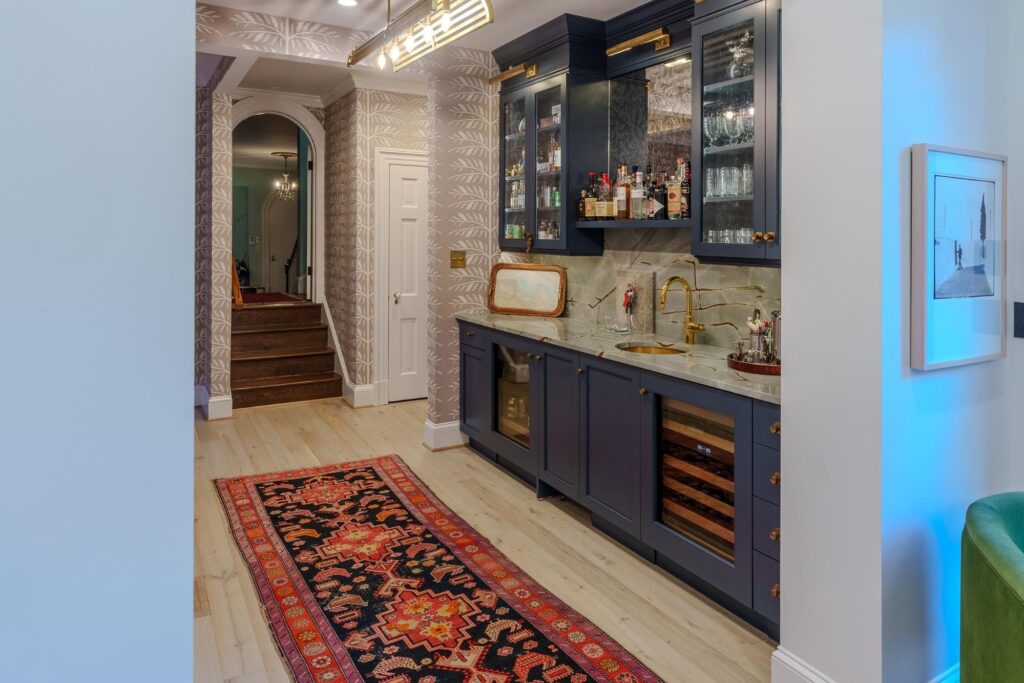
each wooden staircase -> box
[230,302,343,408]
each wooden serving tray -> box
[727,353,782,376]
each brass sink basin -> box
[615,343,687,356]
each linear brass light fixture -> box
[487,62,537,86]
[347,0,494,72]
[606,27,671,57]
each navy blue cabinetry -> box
[639,371,754,605]
[580,356,643,536]
[458,322,490,444]
[690,0,781,264]
[536,346,583,501]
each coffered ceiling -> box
[208,0,640,50]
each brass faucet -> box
[658,276,705,345]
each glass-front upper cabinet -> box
[534,83,564,246]
[501,93,529,250]
[691,0,780,264]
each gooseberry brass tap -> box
[658,276,705,345]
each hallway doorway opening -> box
[232,113,312,304]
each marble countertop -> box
[456,312,781,405]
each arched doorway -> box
[232,113,308,301]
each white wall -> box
[880,1,1019,681]
[0,3,194,682]
[775,1,886,681]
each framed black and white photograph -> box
[912,144,1007,370]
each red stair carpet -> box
[217,455,662,682]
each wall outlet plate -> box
[1015,302,1024,339]
[450,250,467,269]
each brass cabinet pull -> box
[769,528,781,541]
[751,231,765,242]
[769,472,781,486]
[770,584,781,599]
[487,63,537,85]
[765,231,777,243]
[639,388,649,395]
[577,368,584,375]
[769,420,781,435]
[466,330,475,337]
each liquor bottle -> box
[596,172,612,220]
[615,164,631,220]
[667,174,682,220]
[577,189,588,223]
[550,136,561,171]
[652,175,668,220]
[584,172,597,221]
[630,166,646,220]
[678,157,691,219]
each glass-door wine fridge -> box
[640,372,753,604]
[488,333,540,478]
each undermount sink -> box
[615,342,687,356]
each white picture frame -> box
[911,144,1007,370]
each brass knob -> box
[639,388,649,396]
[769,472,781,486]
[769,421,781,435]
[769,528,781,541]
[466,330,476,337]
[533,354,543,361]
[765,231,777,242]
[752,231,765,242]
[770,584,781,599]
[577,368,584,375]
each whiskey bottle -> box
[652,175,668,220]
[678,157,691,219]
[584,172,597,221]
[595,172,611,220]
[630,167,646,220]
[615,164,631,220]
[667,175,682,220]
[577,189,588,223]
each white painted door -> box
[387,161,428,402]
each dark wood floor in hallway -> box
[194,398,774,682]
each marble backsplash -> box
[503,229,781,350]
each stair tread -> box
[232,321,327,334]
[232,347,334,362]
[232,371,342,391]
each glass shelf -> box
[704,142,754,155]
[704,194,753,204]
[703,74,754,93]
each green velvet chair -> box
[962,492,1024,682]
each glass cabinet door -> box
[493,342,533,450]
[658,397,737,561]
[501,94,529,249]
[692,3,770,261]
[533,82,564,246]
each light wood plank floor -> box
[194,398,774,683]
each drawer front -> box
[753,551,781,623]
[753,444,781,506]
[459,322,486,350]
[752,497,780,561]
[753,402,781,448]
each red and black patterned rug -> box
[216,456,662,683]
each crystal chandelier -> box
[271,151,298,202]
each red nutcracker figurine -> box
[622,282,637,332]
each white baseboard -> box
[772,648,835,683]
[344,380,377,408]
[194,384,209,408]
[423,420,468,451]
[929,663,960,683]
[204,394,233,421]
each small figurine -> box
[622,282,637,332]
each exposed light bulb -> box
[389,43,401,62]
[421,22,433,46]
[724,110,735,120]
[405,33,416,52]
[337,0,357,6]
[440,11,452,32]
[377,50,387,70]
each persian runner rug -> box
[217,455,662,683]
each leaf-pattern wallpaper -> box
[425,48,501,424]
[210,92,234,399]
[196,86,212,390]
[324,89,428,386]
[195,4,355,62]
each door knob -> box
[765,232,777,243]
[751,232,765,242]
[393,292,400,304]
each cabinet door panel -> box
[753,551,780,623]
[639,371,753,604]
[581,357,641,534]
[752,443,781,505]
[752,496,780,561]
[537,347,582,500]
[460,344,489,440]
[488,332,539,477]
